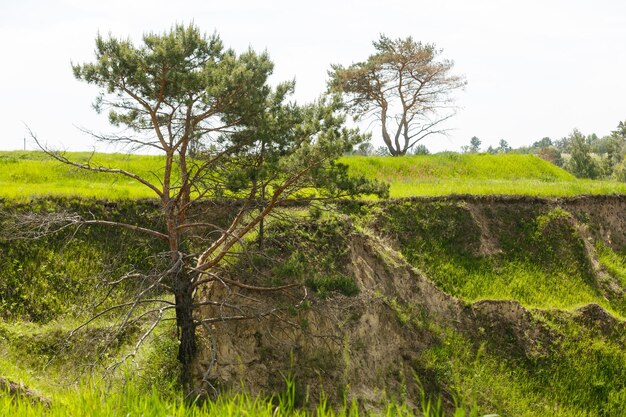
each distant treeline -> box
[502,120,626,181]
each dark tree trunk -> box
[258,217,265,249]
[174,270,197,394]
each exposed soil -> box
[574,303,624,336]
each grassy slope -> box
[361,197,626,414]
[342,154,626,197]
[2,151,626,199]
[3,204,626,416]
[369,200,626,316]
[0,198,167,321]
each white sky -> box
[1,0,625,153]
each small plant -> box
[305,274,359,298]
[276,373,297,414]
[272,251,306,280]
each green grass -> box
[0,151,162,200]
[417,324,626,417]
[3,152,626,416]
[0,384,474,417]
[381,178,626,198]
[4,307,626,417]
[369,200,626,316]
[342,154,626,197]
[418,257,607,311]
[0,198,166,322]
[342,153,576,181]
[597,242,626,288]
[0,317,473,417]
[2,151,625,200]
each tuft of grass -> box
[305,274,359,298]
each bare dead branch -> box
[81,220,168,241]
[4,211,168,241]
[195,308,280,325]
[190,272,301,292]
[68,299,174,339]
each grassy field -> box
[342,154,626,197]
[0,151,162,199]
[2,151,625,199]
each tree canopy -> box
[565,129,600,179]
[329,35,466,156]
[469,136,481,153]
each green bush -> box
[613,159,626,182]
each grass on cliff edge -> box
[1,151,625,199]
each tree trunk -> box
[258,181,266,249]
[174,270,197,394]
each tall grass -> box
[0,380,477,417]
[0,314,477,416]
[4,316,626,417]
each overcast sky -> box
[1,0,625,153]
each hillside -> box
[2,151,626,199]
[342,153,575,181]
[2,195,626,416]
[2,152,626,415]
[192,195,626,416]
